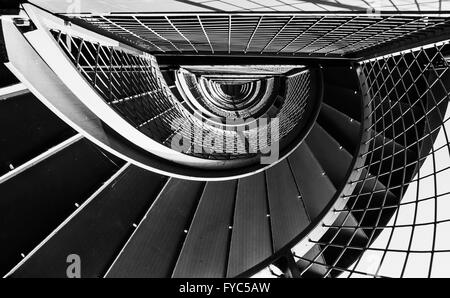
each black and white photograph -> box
[0,0,449,287]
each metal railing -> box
[255,41,450,278]
[337,42,450,278]
[178,68,272,119]
[50,29,316,160]
[72,13,449,57]
[169,0,448,13]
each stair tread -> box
[323,84,361,122]
[306,122,353,188]
[0,139,120,276]
[317,102,361,154]
[0,93,76,176]
[9,165,167,278]
[227,173,272,277]
[106,179,204,278]
[266,160,310,251]
[288,143,337,221]
[172,180,237,278]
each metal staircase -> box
[1,1,450,278]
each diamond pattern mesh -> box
[256,41,450,278]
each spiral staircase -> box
[1,1,450,278]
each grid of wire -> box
[50,29,313,160]
[172,0,448,12]
[49,29,248,159]
[244,71,311,152]
[258,41,450,278]
[75,14,450,56]
[199,79,257,118]
[181,70,245,119]
[278,72,310,136]
[181,70,269,119]
[342,42,450,278]
[178,68,310,140]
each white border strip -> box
[65,12,450,18]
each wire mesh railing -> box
[169,0,448,13]
[49,28,316,161]
[72,13,450,57]
[338,42,450,278]
[255,41,450,278]
[179,69,272,119]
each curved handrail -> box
[5,5,324,180]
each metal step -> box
[265,160,310,251]
[0,139,121,276]
[317,103,361,155]
[105,179,204,277]
[323,84,361,122]
[227,173,272,277]
[7,165,167,278]
[172,180,237,277]
[0,93,76,176]
[306,123,353,188]
[0,134,83,185]
[288,143,337,221]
